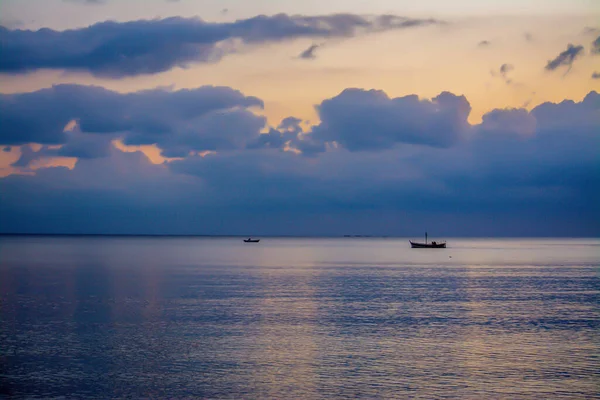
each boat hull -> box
[243,239,260,243]
[410,241,446,248]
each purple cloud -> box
[298,44,320,59]
[0,84,264,158]
[592,35,600,54]
[307,89,471,151]
[1,88,598,236]
[545,44,584,73]
[0,14,441,78]
[492,63,515,85]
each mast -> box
[425,232,428,244]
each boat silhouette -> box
[243,238,260,243]
[410,232,446,248]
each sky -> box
[0,0,599,236]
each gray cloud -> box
[592,35,600,54]
[1,83,476,158]
[10,126,117,168]
[247,117,303,150]
[0,84,264,159]
[0,14,441,78]
[593,72,600,79]
[583,27,599,35]
[306,89,471,151]
[500,63,513,75]
[545,44,584,73]
[10,144,38,167]
[63,0,107,4]
[494,63,515,85]
[0,19,25,29]
[478,40,490,47]
[299,44,320,59]
[1,89,598,236]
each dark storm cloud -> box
[545,43,584,72]
[1,89,598,236]
[299,44,320,59]
[0,14,441,78]
[307,89,471,151]
[0,84,264,157]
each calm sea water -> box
[1,237,598,399]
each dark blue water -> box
[1,237,599,399]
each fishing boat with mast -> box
[410,232,446,248]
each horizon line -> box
[0,233,598,239]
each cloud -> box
[306,89,471,151]
[0,14,441,78]
[592,35,600,54]
[500,63,513,75]
[0,84,264,158]
[0,19,25,29]
[10,144,39,168]
[11,128,116,169]
[545,44,584,73]
[593,72,600,79]
[2,146,10,152]
[1,83,476,157]
[63,0,106,4]
[246,117,303,150]
[298,44,320,59]
[478,108,536,136]
[492,63,515,85]
[524,32,533,41]
[1,89,598,236]
[478,40,490,47]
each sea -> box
[0,236,598,399]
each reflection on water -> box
[1,237,599,398]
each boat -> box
[243,238,260,243]
[410,232,446,248]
